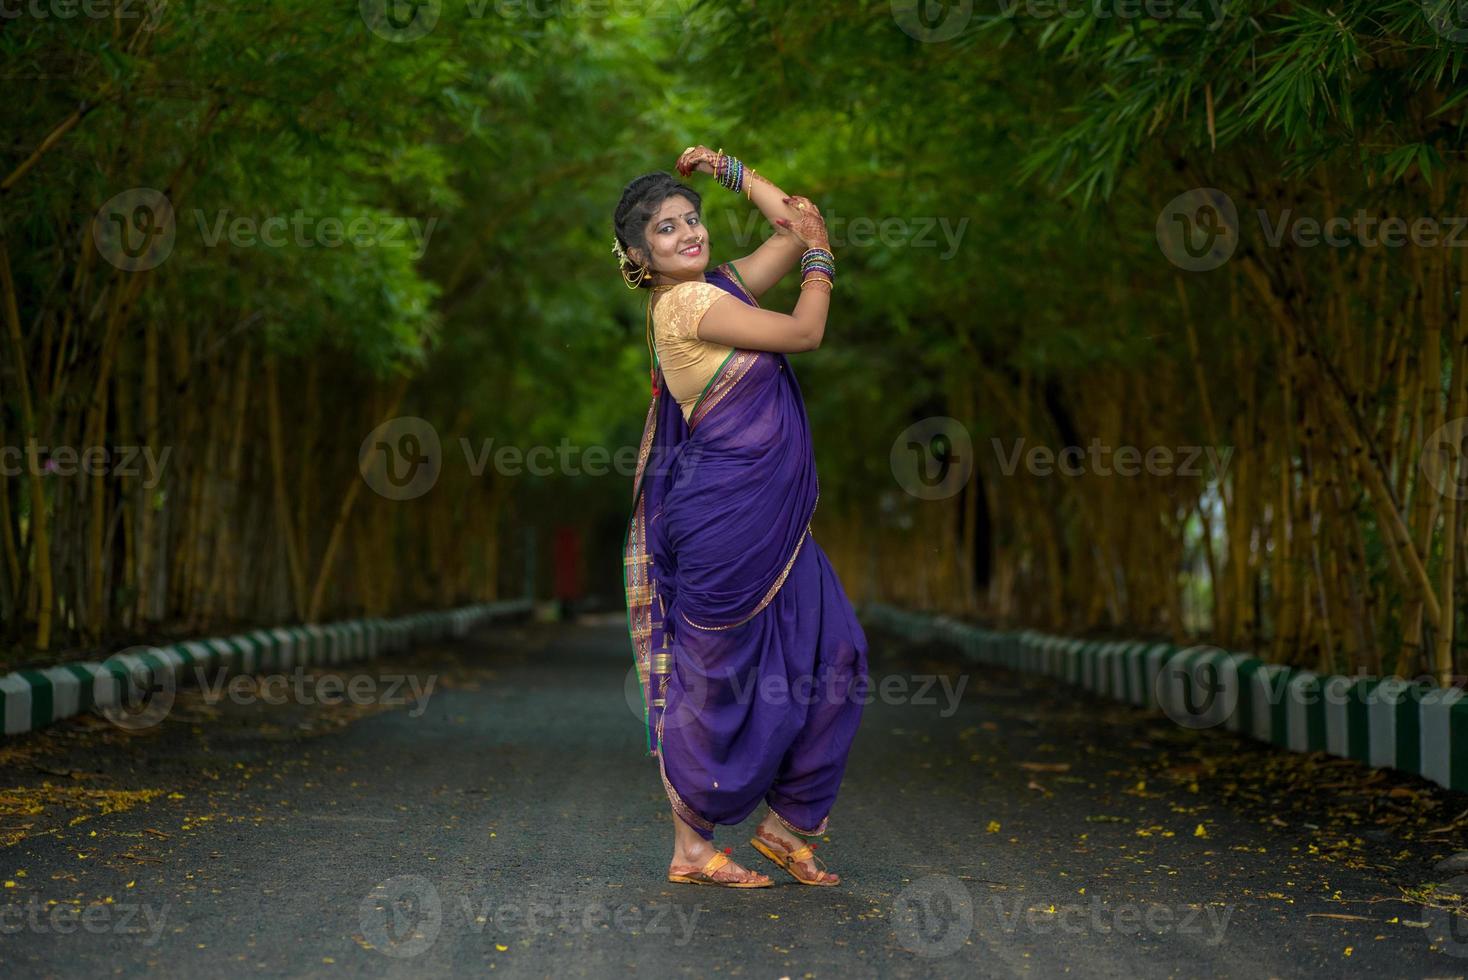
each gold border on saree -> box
[680,485,818,633]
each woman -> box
[616,146,869,888]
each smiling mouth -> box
[679,244,703,256]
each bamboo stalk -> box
[134,318,158,624]
[306,374,411,622]
[264,354,308,620]
[1432,248,1468,683]
[0,238,53,650]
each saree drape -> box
[623,263,868,840]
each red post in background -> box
[552,525,584,606]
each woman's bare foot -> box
[753,811,839,885]
[669,809,771,886]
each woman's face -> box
[637,194,708,279]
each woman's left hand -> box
[676,145,720,177]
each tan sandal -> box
[749,832,839,886]
[667,850,772,888]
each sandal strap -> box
[787,843,831,881]
[702,851,730,876]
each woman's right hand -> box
[775,195,830,252]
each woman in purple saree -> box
[616,147,868,888]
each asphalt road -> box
[3,616,1468,978]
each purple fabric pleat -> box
[623,264,868,840]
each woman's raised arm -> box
[676,146,807,297]
[689,169,835,355]
[695,290,829,354]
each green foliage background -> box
[4,0,1468,679]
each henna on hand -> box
[775,196,830,250]
[676,145,719,177]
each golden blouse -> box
[652,281,735,422]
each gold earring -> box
[613,235,650,289]
[621,262,650,289]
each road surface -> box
[2,616,1467,977]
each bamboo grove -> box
[704,0,1468,682]
[4,1,1468,684]
[0,4,672,660]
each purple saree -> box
[623,263,868,840]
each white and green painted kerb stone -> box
[1,600,532,738]
[861,603,1468,794]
